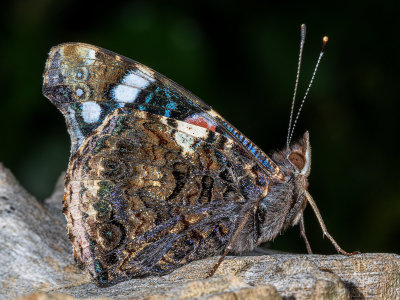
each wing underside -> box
[43,43,271,286]
[64,108,269,285]
[42,43,278,174]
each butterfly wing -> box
[43,43,270,286]
[65,108,268,285]
[43,43,279,174]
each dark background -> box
[1,1,399,255]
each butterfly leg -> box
[299,215,313,254]
[206,203,256,278]
[305,191,360,256]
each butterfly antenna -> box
[287,24,307,148]
[288,35,328,145]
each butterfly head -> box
[285,130,311,177]
[271,131,311,180]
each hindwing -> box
[65,108,268,285]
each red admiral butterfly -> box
[42,25,357,286]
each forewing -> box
[42,43,278,175]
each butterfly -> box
[42,28,356,287]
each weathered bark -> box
[0,163,398,300]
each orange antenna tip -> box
[322,36,328,52]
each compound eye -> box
[288,152,306,170]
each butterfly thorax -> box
[255,131,311,245]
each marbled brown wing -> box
[42,42,272,286]
[65,107,268,286]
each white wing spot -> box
[112,70,155,104]
[84,49,96,65]
[175,122,209,138]
[76,88,84,97]
[174,131,194,156]
[113,85,141,103]
[81,101,101,124]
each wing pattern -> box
[43,43,270,286]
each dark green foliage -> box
[1,0,399,255]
